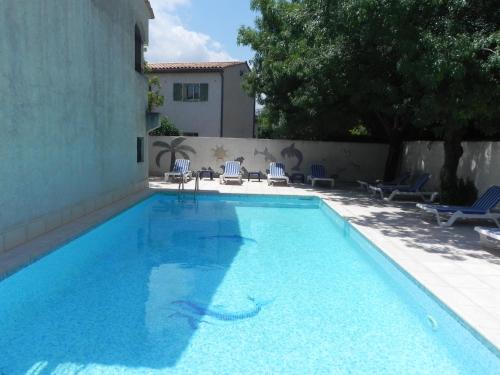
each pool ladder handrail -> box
[177,172,199,201]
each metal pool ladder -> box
[177,172,199,201]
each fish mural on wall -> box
[281,143,303,171]
[168,296,273,330]
[333,148,362,177]
[343,148,361,170]
[254,147,277,162]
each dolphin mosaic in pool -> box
[170,297,272,327]
[197,235,257,244]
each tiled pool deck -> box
[1,177,500,350]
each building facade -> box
[0,0,154,252]
[148,62,256,138]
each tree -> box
[238,0,428,179]
[149,117,180,136]
[410,1,500,202]
[147,75,165,112]
[239,0,500,198]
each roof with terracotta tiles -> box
[147,61,247,73]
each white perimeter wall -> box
[401,141,500,194]
[149,136,389,182]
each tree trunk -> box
[383,135,404,181]
[440,127,464,204]
[380,115,404,182]
[170,151,176,171]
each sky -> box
[145,0,257,63]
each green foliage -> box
[149,117,180,136]
[440,178,478,206]
[349,123,370,137]
[238,0,500,191]
[147,76,165,112]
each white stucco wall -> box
[149,136,388,182]
[222,64,255,138]
[401,141,500,194]
[0,0,151,252]
[153,72,222,136]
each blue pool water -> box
[0,194,499,374]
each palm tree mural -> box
[153,137,196,170]
[281,143,303,171]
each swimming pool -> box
[0,193,498,374]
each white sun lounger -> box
[220,161,243,184]
[417,186,500,227]
[357,173,410,191]
[475,227,500,240]
[164,159,191,183]
[475,227,500,248]
[267,162,289,186]
[369,173,438,202]
[307,164,335,188]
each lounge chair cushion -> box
[224,161,241,177]
[269,162,286,178]
[172,159,190,174]
[311,165,327,178]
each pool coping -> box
[1,187,499,354]
[317,199,500,357]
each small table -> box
[247,171,261,182]
[198,170,214,180]
[290,173,305,183]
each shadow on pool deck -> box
[0,194,252,372]
[312,187,500,266]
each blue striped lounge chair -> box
[267,162,289,186]
[417,186,500,227]
[475,227,500,248]
[164,159,191,183]
[307,164,335,188]
[357,172,411,191]
[220,161,243,185]
[369,173,438,202]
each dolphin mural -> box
[281,143,303,171]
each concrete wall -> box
[0,0,151,252]
[153,72,222,136]
[222,64,255,138]
[401,141,500,194]
[149,136,388,182]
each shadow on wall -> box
[458,142,499,194]
[402,141,500,195]
[0,195,253,371]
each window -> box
[185,84,200,101]
[173,83,209,102]
[137,137,144,163]
[182,132,199,137]
[134,25,143,73]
